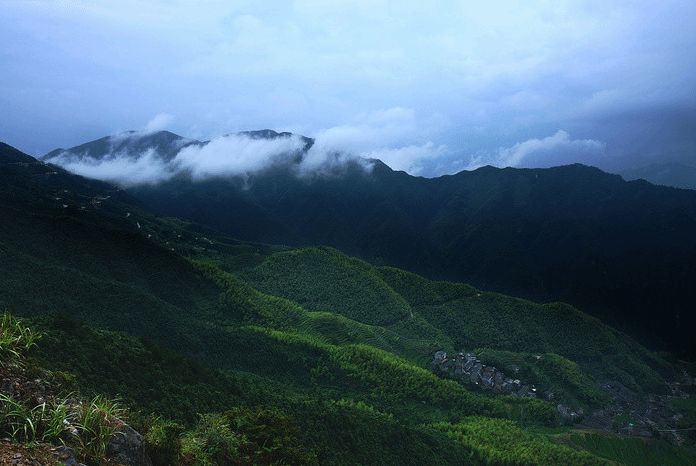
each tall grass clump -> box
[0,395,76,444]
[40,398,72,442]
[0,310,39,367]
[73,395,125,460]
[0,393,43,442]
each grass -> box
[0,312,127,463]
[0,393,43,442]
[0,391,126,462]
[40,398,72,442]
[0,311,39,367]
[0,391,127,462]
[73,395,125,460]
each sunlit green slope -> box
[235,246,675,395]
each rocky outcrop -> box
[0,365,59,408]
[50,446,84,466]
[107,423,152,466]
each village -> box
[430,349,696,442]
[432,350,585,423]
[432,351,543,396]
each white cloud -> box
[364,143,448,175]
[142,113,174,134]
[49,148,174,185]
[3,1,694,170]
[48,131,309,184]
[173,133,307,179]
[300,107,450,175]
[464,130,606,170]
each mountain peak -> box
[42,130,200,163]
[235,129,315,152]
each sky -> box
[1,0,695,177]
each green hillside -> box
[236,246,411,326]
[2,143,695,465]
[236,246,675,396]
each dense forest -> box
[2,141,696,465]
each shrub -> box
[145,418,185,466]
[182,413,240,466]
[225,406,318,466]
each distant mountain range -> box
[41,131,696,357]
[617,162,696,190]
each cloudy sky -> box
[1,0,695,176]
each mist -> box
[46,123,614,186]
[174,133,307,180]
[45,128,381,186]
[462,131,607,171]
[44,109,458,184]
[49,148,174,186]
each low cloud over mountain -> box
[43,128,373,186]
[463,130,606,171]
[44,120,613,187]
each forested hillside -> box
[80,133,696,357]
[3,142,695,465]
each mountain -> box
[94,138,693,357]
[43,129,314,165]
[41,132,696,356]
[3,141,696,465]
[43,130,202,162]
[618,161,696,190]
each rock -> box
[51,446,80,466]
[106,423,153,466]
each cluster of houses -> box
[430,350,597,423]
[430,350,549,399]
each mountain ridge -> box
[618,161,696,190]
[134,158,696,356]
[35,132,696,356]
[42,129,314,164]
[2,140,696,465]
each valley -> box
[1,139,695,465]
